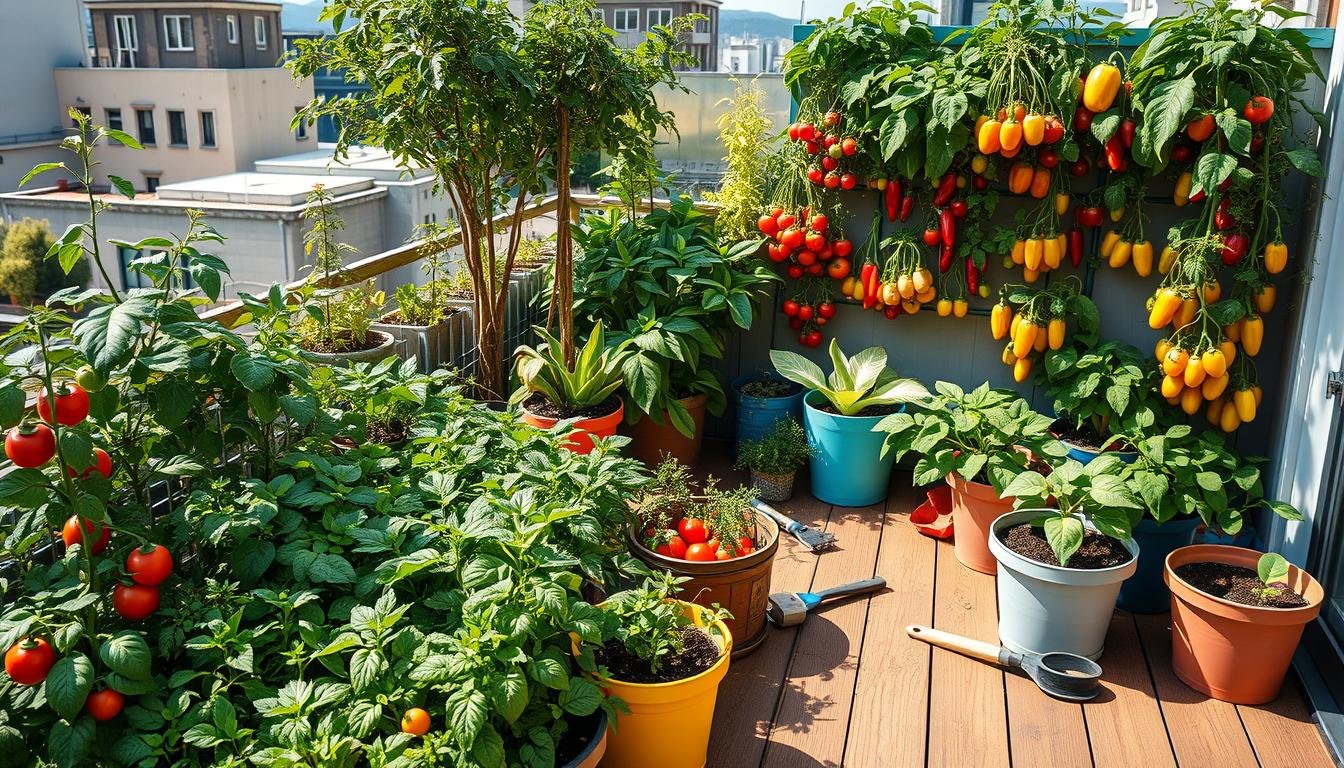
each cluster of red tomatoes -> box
[758,207,853,280]
[782,298,836,348]
[645,517,757,562]
[787,110,864,191]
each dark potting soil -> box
[999,523,1132,569]
[596,626,720,684]
[1173,562,1309,608]
[739,378,799,399]
[554,713,602,766]
[367,420,406,445]
[814,402,902,418]
[524,393,621,421]
[302,331,382,355]
[1049,418,1132,452]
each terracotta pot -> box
[1165,544,1324,704]
[519,397,624,455]
[627,393,707,467]
[946,472,1014,574]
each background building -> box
[0,0,89,192]
[86,0,282,68]
[593,0,722,71]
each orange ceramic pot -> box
[627,394,708,467]
[520,397,624,455]
[947,473,1014,574]
[1165,545,1324,704]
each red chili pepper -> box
[932,172,957,208]
[885,179,899,222]
[939,208,956,248]
[939,243,954,273]
[1221,233,1249,265]
[965,259,980,295]
[1119,118,1137,149]
[899,194,915,222]
[861,262,878,309]
[1068,226,1084,268]
[1104,135,1126,172]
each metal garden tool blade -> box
[750,498,836,552]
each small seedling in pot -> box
[602,572,731,675]
[1255,553,1291,602]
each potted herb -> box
[295,185,393,365]
[372,223,470,373]
[1038,340,1164,463]
[1165,547,1322,704]
[771,340,928,507]
[629,461,780,656]
[511,321,631,455]
[313,355,443,448]
[596,573,733,768]
[989,457,1140,659]
[570,196,777,466]
[731,372,805,446]
[735,418,811,502]
[876,382,1065,573]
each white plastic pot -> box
[988,509,1138,660]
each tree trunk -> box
[555,106,576,368]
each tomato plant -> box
[125,545,172,587]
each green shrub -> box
[736,418,812,476]
[0,217,90,304]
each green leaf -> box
[1283,148,1324,177]
[1192,152,1237,195]
[558,677,602,716]
[104,128,143,149]
[100,631,152,680]
[0,468,51,507]
[73,296,156,372]
[107,175,136,200]
[45,654,95,721]
[492,671,529,724]
[48,718,95,768]
[1136,76,1194,164]
[230,354,277,392]
[19,162,64,188]
[0,385,27,428]
[1257,552,1290,585]
[349,648,386,694]
[1042,515,1085,567]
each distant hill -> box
[282,2,325,33]
[718,9,798,41]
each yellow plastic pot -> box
[600,601,732,768]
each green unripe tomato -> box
[74,365,106,393]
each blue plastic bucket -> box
[1062,440,1138,465]
[1116,515,1202,613]
[802,390,893,507]
[732,373,805,444]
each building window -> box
[200,111,216,148]
[254,16,268,48]
[295,107,309,140]
[135,108,156,145]
[163,15,194,51]
[168,110,188,146]
[695,16,709,33]
[113,15,138,67]
[613,8,638,31]
[226,14,238,44]
[71,107,92,127]
[145,176,160,193]
[648,8,673,27]
[119,246,151,289]
[106,108,123,131]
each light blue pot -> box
[732,373,805,444]
[802,390,893,507]
[1116,516,1202,614]
[1061,439,1138,465]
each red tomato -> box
[805,262,824,276]
[833,238,853,258]
[786,265,804,280]
[1243,96,1274,126]
[805,330,824,347]
[86,688,125,721]
[797,123,816,142]
[62,516,111,555]
[810,213,829,232]
[922,228,942,247]
[775,213,796,232]
[782,300,799,317]
[4,637,56,686]
[826,258,851,280]
[807,167,824,186]
[1171,143,1193,163]
[715,549,733,560]
[684,543,716,562]
[840,173,858,190]
[797,305,814,322]
[36,383,90,427]
[401,708,431,736]
[817,302,837,319]
[677,518,709,545]
[126,544,173,586]
[666,535,688,559]
[821,155,838,171]
[5,424,56,468]
[950,200,968,219]
[823,111,842,127]
[1069,158,1090,177]
[757,214,779,236]
[840,138,858,156]
[1073,107,1093,132]
[737,536,755,554]
[69,447,113,480]
[824,172,841,189]
[113,583,160,621]
[1038,148,1058,168]
[1042,115,1065,144]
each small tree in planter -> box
[511,321,632,454]
[373,222,469,373]
[1037,339,1165,461]
[595,572,733,768]
[876,382,1065,573]
[735,418,811,502]
[989,456,1142,659]
[771,340,927,507]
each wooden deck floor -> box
[700,447,1337,768]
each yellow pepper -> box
[953,299,969,318]
[1158,244,1178,275]
[1083,62,1122,113]
[1201,348,1228,379]
[1243,313,1264,356]
[1201,373,1229,401]
[1000,120,1023,153]
[1014,355,1033,383]
[978,119,1003,155]
[1011,239,1026,265]
[1108,239,1133,269]
[1054,192,1070,217]
[1048,318,1066,350]
[1254,284,1276,314]
[1024,238,1045,271]
[1132,240,1154,277]
[1148,288,1183,329]
[937,298,953,317]
[1043,236,1062,269]
[1174,171,1192,207]
[991,302,1013,340]
[1023,114,1046,146]
[1100,230,1121,258]
[1013,320,1038,359]
[1233,388,1257,423]
[1264,241,1288,274]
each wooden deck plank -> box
[1133,613,1260,766]
[1086,612,1178,768]
[707,489,830,768]
[927,537,1011,768]
[1239,677,1337,768]
[1005,661,1092,768]
[842,480,936,768]
[760,496,887,768]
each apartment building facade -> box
[593,0,721,71]
[87,0,282,69]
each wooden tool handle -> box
[905,625,1005,665]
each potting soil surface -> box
[998,523,1131,569]
[812,402,901,417]
[1173,562,1309,608]
[523,393,621,420]
[597,626,720,684]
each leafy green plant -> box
[510,321,631,410]
[296,185,384,353]
[702,78,777,243]
[999,456,1141,566]
[876,382,1065,491]
[1255,552,1291,601]
[1125,425,1302,534]
[313,355,448,444]
[736,418,812,476]
[771,339,928,417]
[570,197,777,436]
[600,572,729,675]
[636,460,758,556]
[1038,339,1165,449]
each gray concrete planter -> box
[298,330,396,367]
[988,509,1138,660]
[371,307,471,375]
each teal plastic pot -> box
[1115,515,1201,614]
[1062,440,1138,465]
[732,374,804,444]
[801,390,893,507]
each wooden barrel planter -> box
[627,509,779,658]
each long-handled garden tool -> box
[767,578,887,627]
[905,625,1103,701]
